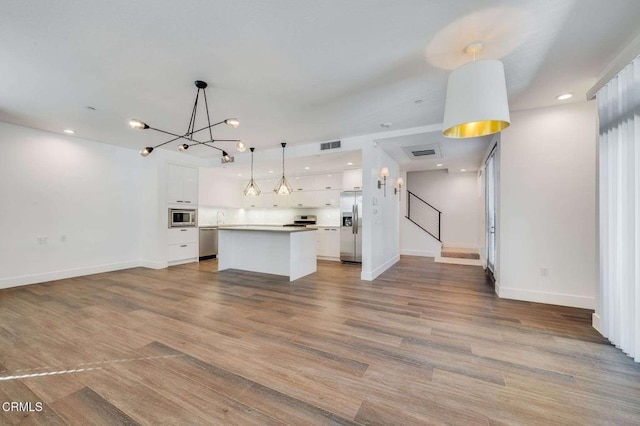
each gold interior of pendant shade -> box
[443,120,509,138]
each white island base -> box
[217,226,317,281]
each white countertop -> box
[217,225,317,233]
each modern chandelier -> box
[273,142,293,195]
[442,42,510,138]
[131,80,244,161]
[244,147,261,196]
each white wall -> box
[360,141,400,281]
[498,101,597,309]
[404,169,480,250]
[0,122,143,288]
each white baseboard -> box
[497,286,595,309]
[592,313,602,334]
[361,254,400,281]
[139,259,169,270]
[0,260,142,290]
[168,258,199,267]
[317,256,340,262]
[400,249,440,257]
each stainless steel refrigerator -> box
[340,191,363,263]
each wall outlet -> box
[540,267,549,278]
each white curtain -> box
[597,55,640,362]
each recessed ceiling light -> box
[460,168,467,172]
[63,129,75,134]
[347,162,353,166]
[236,173,242,177]
[304,166,310,170]
[436,163,443,167]
[556,93,573,101]
[328,174,332,177]
[380,122,392,128]
[268,170,274,174]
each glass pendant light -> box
[244,147,261,196]
[273,142,293,195]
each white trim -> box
[139,260,169,270]
[317,256,340,262]
[592,313,602,335]
[498,286,595,309]
[400,249,439,257]
[587,31,640,99]
[168,258,199,267]
[361,254,400,281]
[0,261,142,290]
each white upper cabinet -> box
[182,167,198,205]
[292,175,315,191]
[313,172,343,190]
[168,163,198,205]
[263,192,289,208]
[343,169,363,190]
[315,190,341,207]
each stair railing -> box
[406,190,441,241]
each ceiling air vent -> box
[320,140,341,151]
[411,149,436,157]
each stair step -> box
[440,251,480,260]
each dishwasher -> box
[199,227,218,260]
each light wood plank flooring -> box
[1,256,639,425]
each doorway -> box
[485,145,497,274]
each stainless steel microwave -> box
[169,208,197,228]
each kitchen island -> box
[217,226,317,281]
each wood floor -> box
[1,257,639,425]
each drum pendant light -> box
[442,42,510,138]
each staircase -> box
[406,190,441,241]
[437,246,482,266]
[405,190,482,266]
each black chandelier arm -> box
[203,89,215,143]
[145,121,229,149]
[187,88,200,139]
[147,126,203,144]
[199,142,224,152]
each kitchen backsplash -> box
[199,206,340,226]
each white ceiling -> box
[377,132,491,173]
[223,150,362,181]
[2,0,640,155]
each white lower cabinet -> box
[316,227,340,259]
[168,228,198,263]
[168,242,198,262]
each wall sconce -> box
[395,177,404,201]
[378,167,389,196]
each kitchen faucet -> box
[216,210,226,225]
